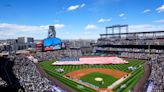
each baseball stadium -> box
[0,1,164,92]
[0,24,164,92]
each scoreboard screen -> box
[43,38,61,51]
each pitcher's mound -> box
[95,77,103,81]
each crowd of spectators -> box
[0,55,65,92]
[116,39,164,45]
[95,47,164,54]
[97,37,164,45]
[0,77,7,87]
[51,85,65,92]
[0,58,7,88]
[120,52,151,60]
[12,55,54,92]
[147,55,164,91]
[0,56,24,91]
[35,49,82,61]
[97,38,113,45]
[66,39,95,48]
[121,52,164,61]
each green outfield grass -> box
[39,59,144,75]
[80,72,118,88]
[39,58,144,92]
[45,69,95,92]
[113,65,144,92]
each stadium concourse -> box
[53,57,128,65]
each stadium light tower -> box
[48,25,56,38]
[105,24,128,38]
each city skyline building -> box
[48,26,56,38]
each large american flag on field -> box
[54,57,128,65]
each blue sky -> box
[0,0,164,39]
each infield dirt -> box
[65,68,127,79]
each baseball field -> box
[39,58,144,92]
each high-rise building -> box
[17,37,34,43]
[48,26,56,38]
[26,37,34,43]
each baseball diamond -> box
[39,58,144,92]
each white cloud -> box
[0,23,65,39]
[98,18,111,23]
[0,23,44,32]
[0,23,64,31]
[54,24,65,28]
[156,4,164,13]
[119,13,124,17]
[67,5,79,11]
[143,9,151,13]
[67,3,85,11]
[154,19,164,23]
[85,24,97,30]
[80,3,85,8]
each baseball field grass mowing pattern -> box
[39,59,144,92]
[113,66,144,92]
[80,72,118,88]
[45,69,95,92]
